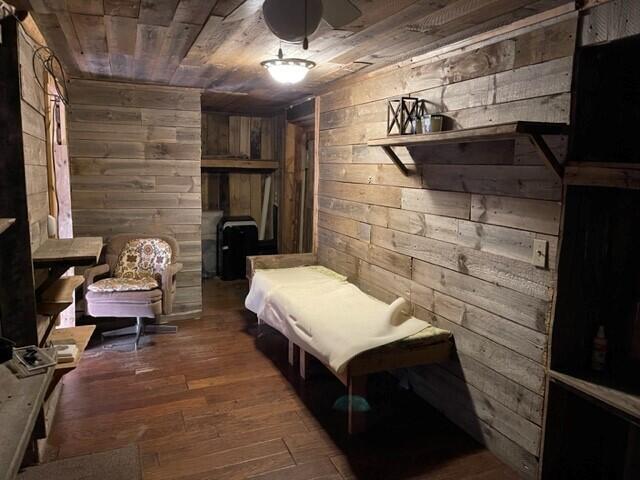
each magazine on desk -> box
[13,346,56,376]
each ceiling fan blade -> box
[321,0,361,28]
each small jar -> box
[421,114,443,133]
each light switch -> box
[532,239,548,268]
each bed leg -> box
[299,349,307,379]
[348,374,368,435]
[288,340,295,366]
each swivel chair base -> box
[102,317,178,350]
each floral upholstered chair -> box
[83,234,183,350]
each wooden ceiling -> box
[20,0,566,112]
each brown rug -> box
[18,445,142,480]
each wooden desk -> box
[0,364,53,480]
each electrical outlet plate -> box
[532,239,548,268]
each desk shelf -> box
[32,237,103,269]
[37,275,84,317]
[36,276,85,346]
[49,325,96,374]
[367,121,568,178]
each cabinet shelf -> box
[367,121,568,178]
[549,369,640,425]
[201,157,278,171]
[564,162,640,189]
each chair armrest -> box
[161,262,183,315]
[83,263,110,295]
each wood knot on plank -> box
[457,253,468,274]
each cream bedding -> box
[245,266,438,374]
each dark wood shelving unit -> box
[367,121,568,178]
[542,186,640,478]
[36,275,85,347]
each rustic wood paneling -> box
[19,26,49,253]
[316,14,578,479]
[68,79,202,314]
[29,1,569,112]
[0,17,40,346]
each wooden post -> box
[348,374,368,435]
[312,96,320,255]
[0,17,39,346]
[299,348,307,379]
[288,340,295,366]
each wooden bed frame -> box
[247,253,453,434]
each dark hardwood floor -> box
[44,279,519,479]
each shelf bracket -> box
[381,146,409,176]
[529,134,564,179]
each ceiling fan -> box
[262,0,362,45]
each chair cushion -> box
[113,238,172,282]
[86,288,163,304]
[88,276,159,293]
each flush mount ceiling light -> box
[261,48,315,84]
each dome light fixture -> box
[261,48,315,84]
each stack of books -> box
[51,338,78,364]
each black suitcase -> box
[216,216,258,280]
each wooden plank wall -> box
[201,111,285,246]
[316,12,578,479]
[201,112,279,230]
[579,0,640,47]
[281,122,315,254]
[19,27,49,253]
[227,114,275,220]
[67,79,202,315]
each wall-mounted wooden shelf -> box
[549,369,640,425]
[0,218,15,235]
[201,157,279,171]
[368,121,569,178]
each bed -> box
[245,253,453,434]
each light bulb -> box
[261,58,315,84]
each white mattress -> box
[245,265,437,374]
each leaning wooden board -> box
[247,253,453,434]
[0,364,53,480]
